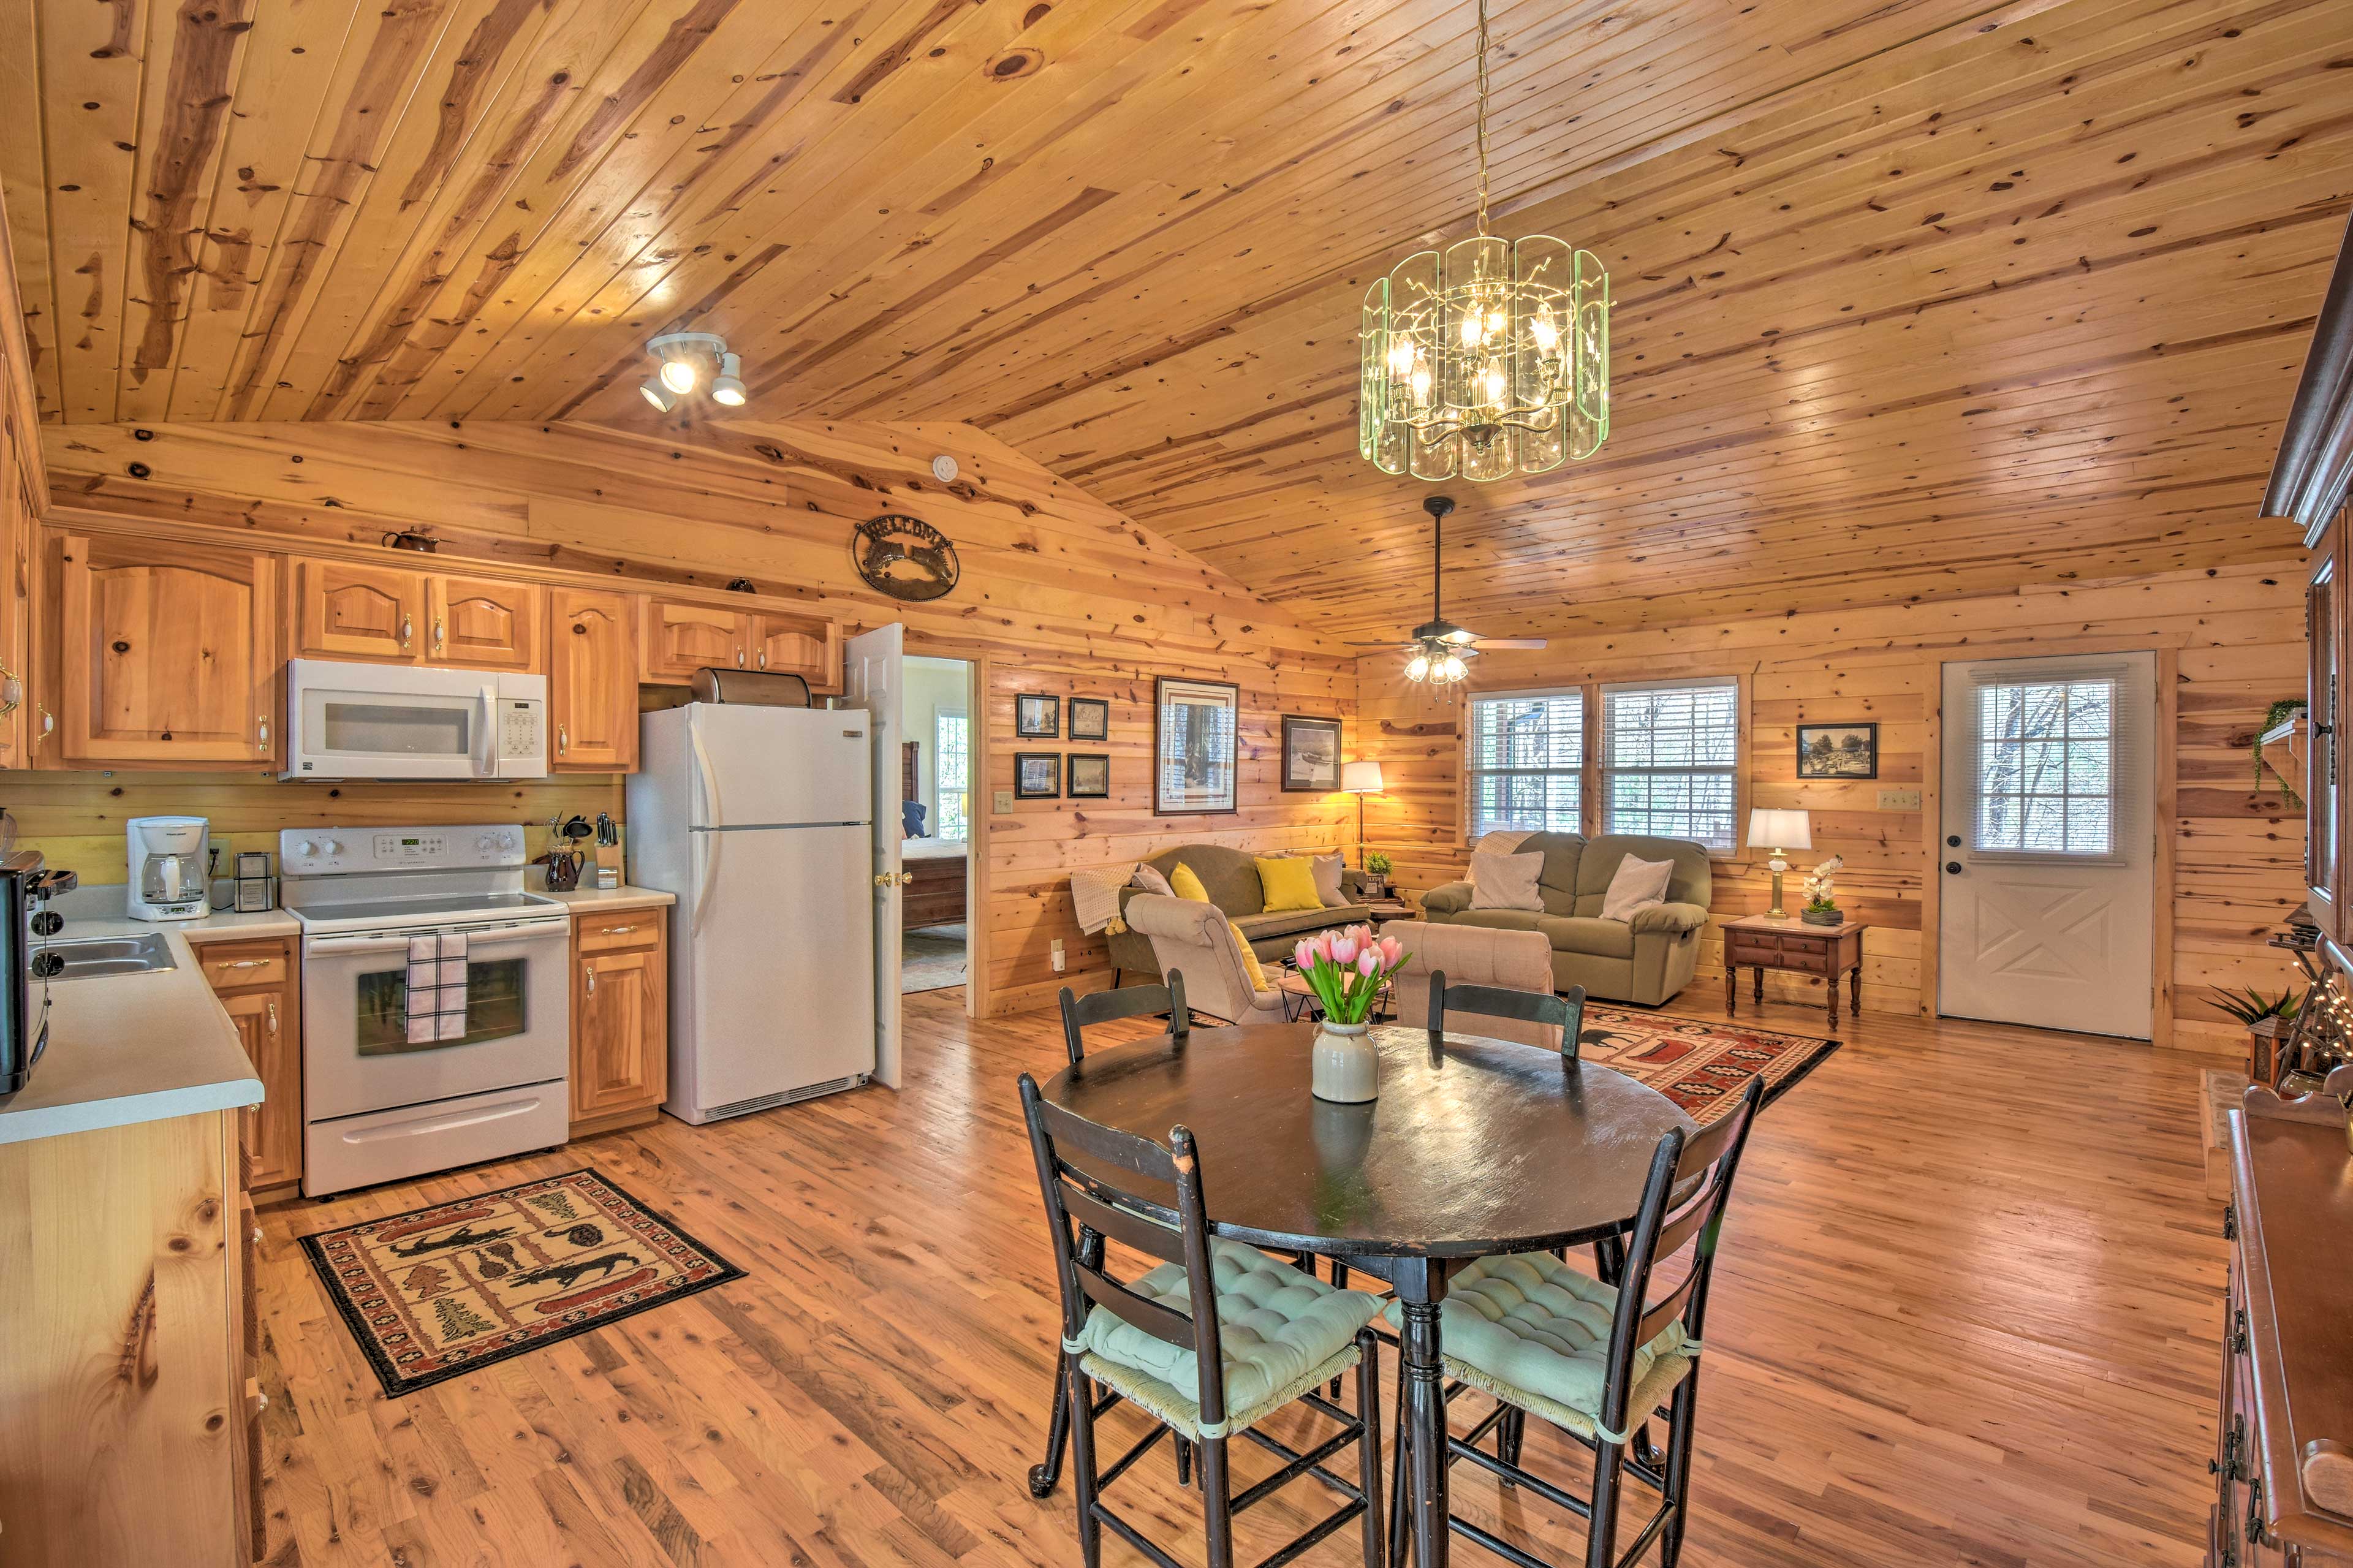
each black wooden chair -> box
[1029,974,1192,1498]
[1385,1075,1764,1568]
[1020,1074,1387,1568]
[1426,970,1588,1058]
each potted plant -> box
[2216,986,2302,1081]
[1292,927,1412,1102]
[1363,850,1392,897]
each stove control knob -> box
[475,833,494,852]
[294,839,317,859]
[321,839,343,857]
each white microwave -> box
[284,659,548,781]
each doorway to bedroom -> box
[900,656,974,995]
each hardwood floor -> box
[252,988,2232,1567]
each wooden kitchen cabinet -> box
[549,588,639,770]
[0,431,32,768]
[428,573,542,671]
[44,531,280,768]
[642,598,754,681]
[294,558,426,662]
[571,907,668,1134]
[192,935,302,1196]
[754,610,844,694]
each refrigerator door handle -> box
[690,722,721,934]
[691,722,722,825]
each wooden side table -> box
[1723,914,1866,1028]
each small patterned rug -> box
[300,1168,744,1398]
[1577,1007,1840,1127]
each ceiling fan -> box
[1347,495,1547,684]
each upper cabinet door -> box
[430,575,542,672]
[51,534,279,767]
[642,599,752,682]
[754,613,844,695]
[549,588,638,771]
[295,561,426,664]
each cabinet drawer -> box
[195,941,291,990]
[1726,935,1779,966]
[577,912,661,953]
[1775,944,1832,974]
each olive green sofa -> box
[1419,833,1711,1006]
[1105,844,1377,983]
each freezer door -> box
[688,705,872,828]
[671,822,876,1116]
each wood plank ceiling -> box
[2,0,2344,645]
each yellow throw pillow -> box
[1169,862,1211,903]
[1256,855,1322,914]
[1229,922,1270,992]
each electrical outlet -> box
[994,790,1014,814]
[1877,788,1922,811]
[1050,938,1066,973]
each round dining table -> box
[1039,1018,1696,1568]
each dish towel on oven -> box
[405,932,470,1043]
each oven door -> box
[302,916,571,1120]
[284,658,496,781]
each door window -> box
[1971,678,2115,855]
[354,955,529,1056]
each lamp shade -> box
[1341,760,1385,795]
[1746,808,1812,850]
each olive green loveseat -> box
[1419,833,1711,1005]
[1104,844,1377,983]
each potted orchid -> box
[1293,925,1411,1103]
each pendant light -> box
[1359,0,1610,481]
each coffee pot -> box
[126,816,210,922]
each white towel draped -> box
[406,931,470,1043]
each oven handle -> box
[305,919,571,956]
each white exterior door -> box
[1938,652,2156,1038]
[844,624,904,1089]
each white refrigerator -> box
[629,705,877,1123]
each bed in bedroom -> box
[902,836,968,928]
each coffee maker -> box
[126,816,209,922]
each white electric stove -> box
[283,825,571,1196]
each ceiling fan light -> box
[638,377,676,413]
[1404,653,1431,682]
[1440,626,1476,645]
[710,352,746,406]
[1441,653,1468,683]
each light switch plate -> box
[994,790,1014,814]
[1877,788,1922,811]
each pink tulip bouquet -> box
[1292,925,1411,1025]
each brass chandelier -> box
[1359,0,1610,482]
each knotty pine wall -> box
[38,417,1354,1013]
[1358,561,2309,1051]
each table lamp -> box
[1746,808,1813,918]
[1342,761,1384,870]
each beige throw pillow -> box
[1131,863,1174,896]
[1468,849,1545,912]
[1601,854,1677,922]
[1309,852,1347,907]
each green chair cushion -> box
[1537,915,1637,960]
[1077,1240,1380,1434]
[1380,1251,1688,1437]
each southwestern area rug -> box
[1577,1007,1840,1127]
[300,1168,744,1398]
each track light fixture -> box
[641,332,747,412]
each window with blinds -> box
[1601,678,1740,850]
[1971,677,2116,855]
[1465,690,1583,839]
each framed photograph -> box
[1796,722,1879,779]
[1014,751,1062,798]
[1069,697,1110,741]
[1154,676,1238,816]
[1015,693,1060,738]
[1280,715,1343,792]
[1067,752,1110,798]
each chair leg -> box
[1585,1435,1624,1568]
[1658,1374,1702,1568]
[1200,1434,1235,1568]
[1066,1360,1104,1568]
[1028,1365,1071,1498]
[1355,1331,1384,1568]
[1328,1262,1352,1395]
[1498,1405,1525,1477]
[1176,1435,1192,1488]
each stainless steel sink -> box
[40,933,178,979]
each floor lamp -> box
[1343,760,1384,876]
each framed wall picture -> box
[1014,751,1062,798]
[1280,715,1343,792]
[1795,722,1879,779]
[1067,753,1110,798]
[1015,693,1060,738]
[1069,697,1110,741]
[1154,676,1238,816]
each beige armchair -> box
[1379,922,1566,1050]
[1123,895,1287,1026]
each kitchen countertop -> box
[540,885,678,915]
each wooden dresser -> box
[2213,1089,2353,1565]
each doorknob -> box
[1945,862,1963,874]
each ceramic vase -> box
[1311,1020,1379,1103]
